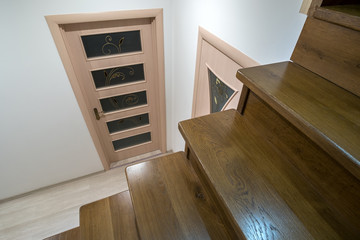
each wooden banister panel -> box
[291,17,360,97]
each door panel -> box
[192,28,258,119]
[193,40,242,117]
[62,17,163,164]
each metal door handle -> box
[93,108,103,120]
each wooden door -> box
[192,28,258,118]
[47,10,166,169]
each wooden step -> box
[43,227,80,240]
[179,109,360,239]
[314,4,360,31]
[236,61,360,179]
[126,152,237,239]
[291,17,360,97]
[79,191,139,240]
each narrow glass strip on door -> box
[91,63,145,89]
[100,91,147,113]
[112,132,151,151]
[107,113,150,134]
[81,30,142,58]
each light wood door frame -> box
[46,9,166,170]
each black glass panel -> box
[91,64,145,89]
[81,30,142,58]
[100,91,147,113]
[107,113,149,134]
[208,69,235,113]
[112,132,151,151]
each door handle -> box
[93,108,103,120]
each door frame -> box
[46,9,166,170]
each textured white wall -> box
[0,0,306,200]
[170,0,306,151]
[0,0,173,200]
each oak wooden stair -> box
[79,191,139,240]
[126,152,236,239]
[45,3,360,240]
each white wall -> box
[0,0,173,200]
[0,0,306,200]
[171,0,306,151]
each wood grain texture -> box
[185,147,245,240]
[180,110,318,240]
[80,191,139,240]
[179,109,360,239]
[314,5,360,31]
[43,227,80,240]
[126,152,236,240]
[236,85,250,114]
[291,17,360,97]
[236,61,360,180]
[243,92,360,239]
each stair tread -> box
[126,152,236,240]
[79,191,139,240]
[236,61,360,179]
[43,227,80,240]
[314,4,360,31]
[179,109,360,239]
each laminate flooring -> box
[0,166,128,240]
[0,150,168,240]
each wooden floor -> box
[0,166,128,240]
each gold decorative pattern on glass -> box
[208,69,235,113]
[92,64,144,89]
[123,94,139,106]
[103,67,134,86]
[100,91,147,113]
[101,35,125,55]
[81,30,142,58]
[118,115,142,126]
